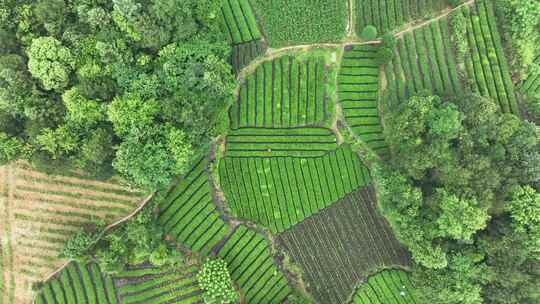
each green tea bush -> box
[197,259,238,304]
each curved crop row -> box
[355,0,449,35]
[158,158,229,256]
[35,262,117,304]
[217,225,291,304]
[351,269,417,304]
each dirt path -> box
[346,0,355,37]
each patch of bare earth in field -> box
[0,162,146,304]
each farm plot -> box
[217,225,291,304]
[355,0,450,35]
[458,1,519,113]
[35,262,118,304]
[276,187,410,304]
[225,127,338,158]
[351,269,417,304]
[115,265,201,304]
[383,16,461,108]
[158,158,229,256]
[231,55,331,129]
[519,55,540,98]
[219,144,371,233]
[0,164,145,304]
[338,45,389,153]
[250,0,348,47]
[220,0,266,73]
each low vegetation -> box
[197,259,238,304]
[250,0,348,47]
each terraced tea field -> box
[220,144,371,233]
[338,45,388,153]
[458,1,518,113]
[351,269,417,304]
[276,187,410,304]
[0,164,145,304]
[355,0,450,35]
[383,15,461,108]
[158,157,229,256]
[115,265,202,304]
[217,225,291,304]
[220,0,267,73]
[35,262,117,304]
[231,55,330,129]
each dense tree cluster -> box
[376,93,540,303]
[61,200,183,274]
[0,0,234,189]
[197,258,238,304]
[495,0,540,73]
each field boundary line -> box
[39,191,155,286]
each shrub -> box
[197,259,238,304]
[360,25,378,40]
[450,11,468,63]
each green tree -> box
[0,132,23,164]
[360,25,378,40]
[27,36,75,90]
[197,259,238,304]
[434,189,490,242]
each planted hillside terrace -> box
[158,158,229,256]
[459,1,519,113]
[219,144,371,233]
[355,0,450,35]
[383,15,461,108]
[35,262,118,304]
[338,45,388,154]
[115,265,202,304]
[217,225,291,304]
[276,187,410,304]
[224,127,338,158]
[231,55,330,129]
[220,0,267,73]
[351,270,417,304]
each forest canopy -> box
[0,0,235,190]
